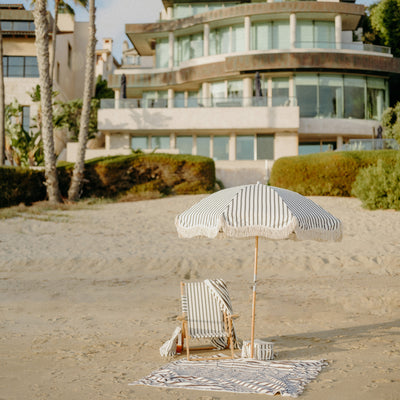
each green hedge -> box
[0,167,46,208]
[269,150,399,196]
[0,153,216,208]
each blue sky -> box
[1,0,377,62]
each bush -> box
[0,167,46,208]
[351,157,400,210]
[0,153,216,208]
[269,150,399,196]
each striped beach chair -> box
[179,279,239,361]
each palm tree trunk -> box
[68,0,96,202]
[0,25,5,166]
[50,0,60,85]
[33,0,61,203]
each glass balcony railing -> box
[294,41,391,54]
[342,139,399,151]
[100,97,298,109]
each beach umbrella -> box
[175,183,342,358]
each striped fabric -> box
[131,358,328,397]
[175,183,342,241]
[182,279,238,349]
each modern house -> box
[95,0,400,186]
[1,3,89,157]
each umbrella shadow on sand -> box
[261,319,400,360]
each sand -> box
[0,195,399,400]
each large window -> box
[213,136,229,160]
[319,75,343,118]
[210,26,230,55]
[299,141,336,155]
[197,136,210,157]
[22,106,30,132]
[1,20,35,31]
[251,21,289,50]
[367,77,385,121]
[174,33,203,66]
[3,56,39,77]
[296,20,335,49]
[155,38,169,68]
[231,24,245,53]
[236,136,254,160]
[131,136,148,150]
[296,75,318,118]
[257,135,274,160]
[176,136,193,155]
[272,77,289,106]
[151,136,170,150]
[344,76,365,119]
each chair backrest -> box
[182,281,227,339]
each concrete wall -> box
[98,106,300,133]
[274,132,298,158]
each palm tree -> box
[33,0,62,203]
[0,22,5,166]
[68,0,96,201]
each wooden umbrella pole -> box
[250,236,259,358]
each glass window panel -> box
[190,33,203,59]
[232,24,245,52]
[22,106,30,132]
[142,91,156,108]
[227,80,243,98]
[272,21,289,50]
[180,36,191,63]
[315,21,335,49]
[257,135,274,160]
[272,77,289,106]
[192,5,207,15]
[1,21,12,30]
[3,56,7,76]
[220,27,230,54]
[209,29,217,55]
[319,75,343,118]
[8,56,24,77]
[174,4,192,18]
[251,22,271,50]
[213,136,229,160]
[174,92,185,108]
[296,75,318,118]
[24,56,39,77]
[176,136,193,155]
[296,20,313,48]
[131,136,148,150]
[299,142,336,155]
[151,136,170,149]
[367,88,384,120]
[197,136,210,157]
[344,76,365,119]
[367,77,386,89]
[236,135,254,160]
[188,90,201,107]
[14,21,30,31]
[155,38,169,68]
[211,81,226,105]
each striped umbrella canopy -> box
[175,183,342,358]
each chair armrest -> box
[230,314,240,320]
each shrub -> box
[0,167,46,208]
[351,157,400,210]
[269,150,399,196]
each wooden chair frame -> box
[178,281,239,361]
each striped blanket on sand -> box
[130,358,328,397]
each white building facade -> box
[96,0,400,186]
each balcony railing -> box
[100,97,298,109]
[342,139,399,151]
[295,41,391,54]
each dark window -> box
[22,106,30,132]
[3,56,39,77]
[1,20,35,31]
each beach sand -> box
[0,195,399,399]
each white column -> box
[105,133,111,150]
[168,88,174,108]
[167,6,173,20]
[290,13,296,50]
[267,77,272,107]
[243,77,252,107]
[168,31,174,68]
[335,15,342,50]
[115,89,120,109]
[170,132,176,149]
[336,135,343,151]
[204,23,210,57]
[244,16,251,52]
[229,132,236,161]
[289,76,295,105]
